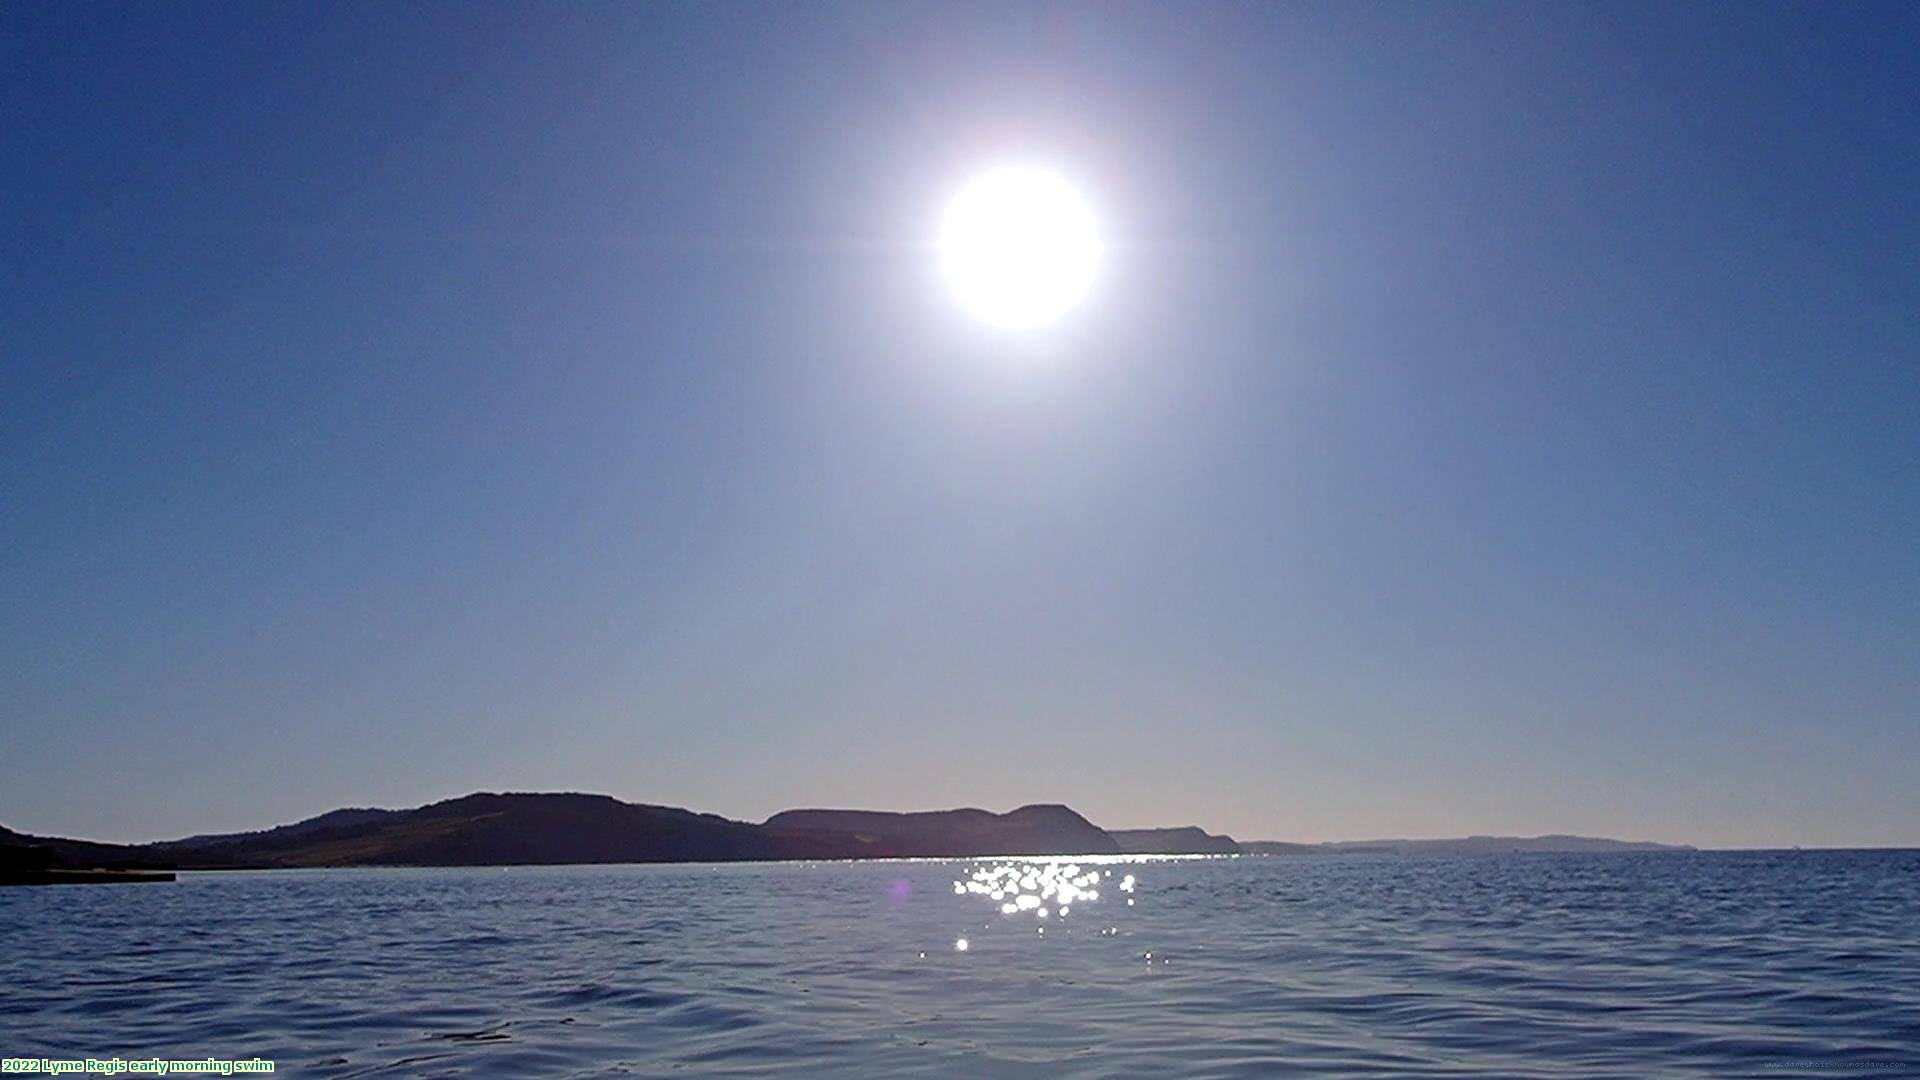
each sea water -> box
[3,851,1916,1077]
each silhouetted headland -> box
[0,794,1694,878]
[0,836,175,885]
[766,804,1118,857]
[1110,826,1242,855]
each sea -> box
[3,850,1916,1077]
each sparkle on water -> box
[950,859,1111,927]
[933,856,1186,962]
[7,852,1917,1075]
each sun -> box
[939,167,1101,330]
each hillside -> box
[1110,826,1241,855]
[156,793,787,868]
[6,794,1121,870]
[764,804,1119,857]
[5,799,1699,873]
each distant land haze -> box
[1240,836,1692,855]
[0,791,1696,872]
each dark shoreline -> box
[1,868,176,886]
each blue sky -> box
[4,3,1915,847]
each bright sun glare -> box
[939,167,1101,330]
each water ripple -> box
[3,852,1917,1076]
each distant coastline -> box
[2,791,1700,877]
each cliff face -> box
[764,803,1120,857]
[1109,826,1242,855]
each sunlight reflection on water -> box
[943,855,1223,953]
[9,852,1916,1077]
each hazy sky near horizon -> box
[4,3,1916,848]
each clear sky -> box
[4,3,1915,848]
